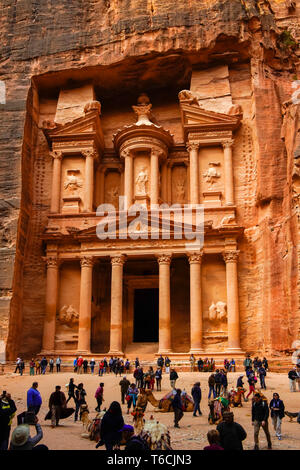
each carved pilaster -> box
[222,139,234,149]
[81,149,98,160]
[186,142,199,152]
[50,150,63,160]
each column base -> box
[189,349,204,355]
[226,348,244,355]
[76,350,91,356]
[107,351,124,357]
[40,350,55,356]
[157,349,173,355]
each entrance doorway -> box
[133,288,159,342]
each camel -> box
[228,387,246,407]
[138,418,172,450]
[136,389,194,412]
[208,397,230,424]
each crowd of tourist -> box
[1,353,299,451]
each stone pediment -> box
[179,101,241,141]
[42,107,104,154]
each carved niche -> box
[104,171,121,208]
[171,165,187,204]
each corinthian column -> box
[222,139,235,206]
[109,255,126,355]
[157,254,172,354]
[82,150,97,212]
[42,256,59,353]
[50,151,62,213]
[188,252,204,353]
[187,142,200,204]
[77,256,94,354]
[223,250,241,352]
[122,149,133,209]
[150,149,160,206]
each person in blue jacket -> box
[27,382,42,416]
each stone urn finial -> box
[132,93,152,125]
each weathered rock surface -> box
[0,0,299,358]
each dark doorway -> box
[133,288,159,342]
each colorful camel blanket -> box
[161,391,193,410]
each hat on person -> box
[11,425,30,446]
[239,374,244,377]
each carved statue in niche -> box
[107,186,119,206]
[57,305,79,326]
[135,167,148,195]
[203,162,221,188]
[208,301,227,322]
[64,170,83,194]
[175,180,186,204]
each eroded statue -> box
[135,167,148,195]
[208,301,227,322]
[64,170,83,194]
[57,305,79,325]
[203,162,221,187]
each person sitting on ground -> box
[216,411,247,451]
[10,416,48,450]
[203,429,224,450]
[96,401,124,451]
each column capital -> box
[81,149,98,159]
[120,148,131,159]
[44,256,59,268]
[187,142,199,152]
[80,256,94,268]
[111,254,126,266]
[50,150,63,160]
[223,250,239,263]
[157,253,172,265]
[222,139,234,149]
[188,251,204,264]
[151,148,164,159]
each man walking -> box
[214,370,222,397]
[258,365,267,390]
[48,385,67,428]
[95,383,104,412]
[74,383,87,422]
[119,376,130,404]
[170,369,178,389]
[191,382,202,417]
[208,372,216,399]
[216,411,247,450]
[173,389,183,428]
[56,357,62,373]
[40,356,48,374]
[252,392,272,450]
[269,393,285,440]
[66,378,77,405]
[27,382,42,416]
[288,367,298,392]
[155,368,162,391]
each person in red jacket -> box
[77,356,84,374]
[95,383,104,412]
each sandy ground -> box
[1,370,300,450]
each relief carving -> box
[208,301,227,322]
[203,162,221,188]
[64,170,83,194]
[135,167,148,195]
[106,186,119,206]
[57,305,79,326]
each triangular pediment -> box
[180,102,241,140]
[43,110,104,152]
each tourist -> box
[297,367,300,391]
[210,358,215,371]
[27,382,42,416]
[119,376,130,404]
[157,355,164,368]
[96,401,124,450]
[197,357,203,372]
[56,356,62,372]
[74,383,87,422]
[126,383,139,414]
[221,370,228,395]
[14,358,21,374]
[77,356,83,374]
[35,359,41,375]
[229,358,236,372]
[208,372,216,399]
[103,357,108,374]
[243,354,252,371]
[109,357,114,372]
[170,368,178,389]
[224,358,230,372]
[10,416,48,450]
[288,367,298,392]
[125,358,130,374]
[49,358,54,373]
[90,358,95,374]
[189,354,196,372]
[203,430,224,450]
[269,393,285,440]
[214,369,222,397]
[191,382,202,417]
[258,365,267,389]
[216,411,247,450]
[66,378,77,405]
[83,358,89,373]
[118,360,125,376]
[48,385,67,428]
[173,389,183,428]
[40,356,48,374]
[262,357,269,371]
[236,374,244,388]
[95,383,104,412]
[245,371,256,401]
[135,357,140,368]
[252,392,272,450]
[165,356,171,374]
[73,357,78,373]
[19,359,25,376]
[253,357,259,374]
[0,391,17,450]
[29,358,35,376]
[155,367,162,391]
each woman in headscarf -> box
[96,401,124,450]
